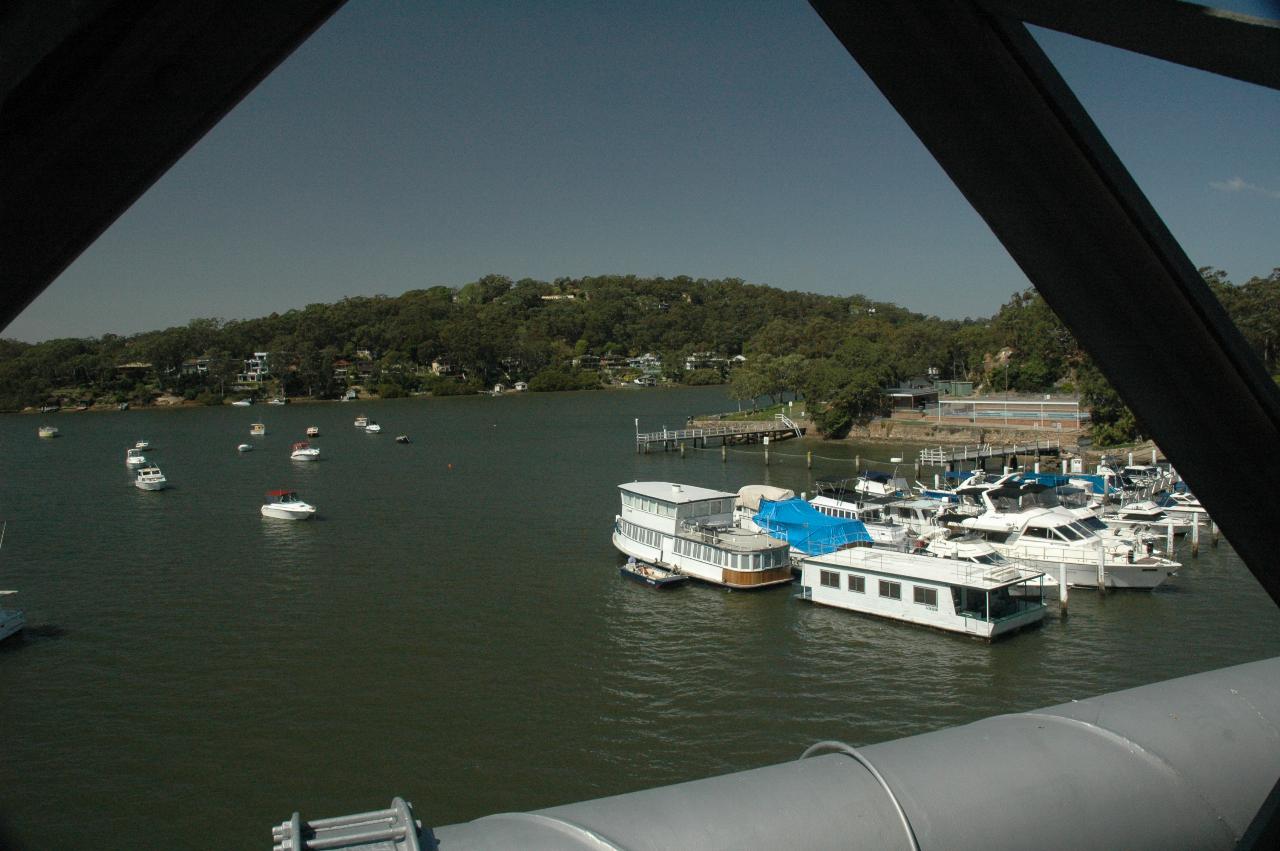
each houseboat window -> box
[819,570,840,588]
[847,575,865,593]
[913,587,938,608]
[879,580,901,600]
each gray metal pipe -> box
[428,657,1280,850]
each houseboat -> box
[798,546,1046,640]
[613,482,793,590]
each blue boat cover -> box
[752,498,873,555]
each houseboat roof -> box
[620,481,736,504]
[803,547,1043,591]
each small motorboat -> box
[365,421,382,434]
[250,423,266,436]
[237,444,253,452]
[37,425,59,438]
[135,439,150,450]
[619,557,687,589]
[395,434,411,444]
[261,490,316,520]
[354,415,368,428]
[306,426,320,437]
[134,466,167,491]
[125,447,147,466]
[231,399,252,407]
[268,397,287,406]
[290,441,321,462]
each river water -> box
[2,386,1277,849]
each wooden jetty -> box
[636,415,804,452]
[918,439,1062,468]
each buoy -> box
[447,463,453,470]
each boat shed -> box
[885,385,939,411]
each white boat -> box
[134,466,167,491]
[395,434,411,444]
[125,447,147,466]
[306,426,320,437]
[237,443,253,452]
[612,482,793,590]
[808,483,914,550]
[290,441,320,461]
[134,439,150,449]
[1155,491,1211,524]
[959,480,1178,589]
[1098,501,1194,536]
[365,421,382,433]
[0,524,25,643]
[37,425,58,438]
[250,423,266,436]
[260,490,316,520]
[232,399,252,407]
[268,397,287,406]
[354,415,368,428]
[798,544,1046,640]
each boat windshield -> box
[1055,524,1085,541]
[1075,517,1107,532]
[969,552,1008,565]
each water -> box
[2,387,1277,849]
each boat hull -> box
[261,505,315,520]
[1009,554,1174,589]
[290,452,320,462]
[0,608,24,643]
[134,480,166,491]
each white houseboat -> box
[613,482,793,590]
[798,546,1046,640]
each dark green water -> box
[2,386,1278,849]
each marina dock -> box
[635,415,804,452]
[918,439,1062,467]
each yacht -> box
[354,415,368,428]
[1155,491,1211,524]
[306,426,320,437]
[260,490,316,521]
[37,425,58,438]
[1098,501,1193,536]
[798,544,1046,640]
[125,447,147,466]
[134,466,167,491]
[365,421,382,434]
[290,441,320,462]
[613,482,793,590]
[250,423,266,436]
[959,480,1178,589]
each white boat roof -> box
[804,546,1043,590]
[620,481,736,504]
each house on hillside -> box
[235,352,271,385]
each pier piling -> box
[807,451,812,470]
[1211,521,1220,546]
[1097,546,1107,593]
[1191,516,1200,557]
[721,444,726,463]
[1059,563,1068,617]
[1166,523,1175,558]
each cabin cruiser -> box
[613,482,793,590]
[261,490,316,520]
[134,439,150,450]
[306,426,320,437]
[959,480,1178,589]
[37,425,58,438]
[808,482,911,550]
[365,421,382,433]
[125,447,147,466]
[354,415,368,428]
[290,441,320,461]
[250,423,266,436]
[798,542,1045,640]
[134,466,167,491]
[1098,501,1193,536]
[1155,491,1211,524]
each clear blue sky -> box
[6,0,1278,343]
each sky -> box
[6,0,1279,343]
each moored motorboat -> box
[134,439,150,449]
[354,415,368,428]
[268,397,287,406]
[365,421,382,433]
[232,398,252,407]
[37,425,58,438]
[306,426,320,437]
[613,482,793,590]
[125,447,147,466]
[395,434,410,444]
[237,443,253,452]
[134,466,167,491]
[250,423,266,436]
[260,490,316,520]
[619,557,687,588]
[290,441,320,461]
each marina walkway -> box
[636,415,804,452]
[918,439,1062,466]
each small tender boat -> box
[395,434,411,444]
[237,444,253,452]
[134,466,167,491]
[37,425,59,438]
[290,441,320,462]
[135,439,150,450]
[250,423,266,436]
[365,421,382,433]
[231,399,252,407]
[354,415,368,428]
[261,490,316,520]
[620,557,687,588]
[125,447,147,466]
[306,426,320,437]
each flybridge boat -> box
[125,447,147,466]
[613,482,793,590]
[959,479,1178,589]
[1098,500,1193,536]
[798,541,1046,640]
[290,441,320,462]
[1155,491,1211,524]
[261,490,316,520]
[134,466,167,491]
